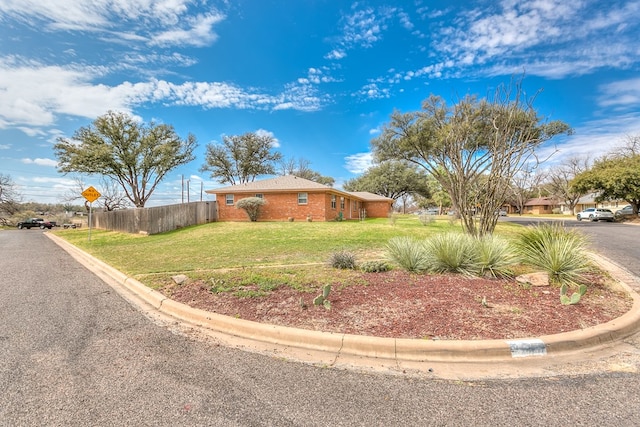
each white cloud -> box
[344,152,373,174]
[0,0,224,48]
[598,77,640,109]
[325,49,346,60]
[21,157,58,167]
[149,12,224,47]
[0,57,328,131]
[255,129,280,148]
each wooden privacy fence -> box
[92,201,218,235]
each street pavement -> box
[2,229,640,426]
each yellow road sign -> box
[82,186,101,203]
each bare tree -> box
[616,134,640,157]
[62,175,131,211]
[508,165,546,215]
[547,156,591,215]
[0,173,21,224]
[277,156,335,186]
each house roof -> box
[524,197,559,206]
[349,191,394,202]
[209,175,330,193]
[206,175,393,203]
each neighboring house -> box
[523,197,560,215]
[206,175,394,221]
[574,193,629,214]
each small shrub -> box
[388,212,399,225]
[235,197,266,221]
[422,232,479,276]
[514,222,591,286]
[360,260,391,273]
[386,236,429,272]
[329,250,357,269]
[418,214,435,226]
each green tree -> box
[343,161,431,202]
[201,132,282,185]
[372,80,572,237]
[54,111,197,208]
[235,197,267,221]
[571,154,640,215]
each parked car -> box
[16,218,54,229]
[496,209,508,216]
[424,208,440,215]
[576,208,614,222]
[614,205,639,218]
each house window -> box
[331,195,336,209]
[340,197,345,210]
[225,194,234,205]
[255,193,263,199]
[298,192,308,205]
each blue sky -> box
[1,0,640,206]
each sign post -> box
[81,186,101,242]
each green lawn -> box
[54,215,524,285]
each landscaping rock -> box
[516,272,550,287]
[171,274,189,285]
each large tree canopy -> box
[343,161,431,202]
[571,154,640,214]
[372,82,572,236]
[201,132,282,185]
[54,111,197,208]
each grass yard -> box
[54,215,524,280]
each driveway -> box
[2,229,640,426]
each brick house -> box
[523,197,560,215]
[206,175,394,221]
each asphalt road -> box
[2,229,640,426]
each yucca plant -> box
[422,232,480,276]
[474,235,517,278]
[329,250,357,269]
[514,223,591,286]
[386,236,429,272]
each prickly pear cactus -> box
[313,284,332,309]
[560,283,587,305]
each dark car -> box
[16,218,54,229]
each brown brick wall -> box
[215,191,391,221]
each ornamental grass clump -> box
[421,232,480,276]
[474,235,517,278]
[514,222,591,286]
[386,236,429,272]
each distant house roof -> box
[206,175,393,203]
[524,197,559,206]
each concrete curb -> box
[46,232,640,368]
